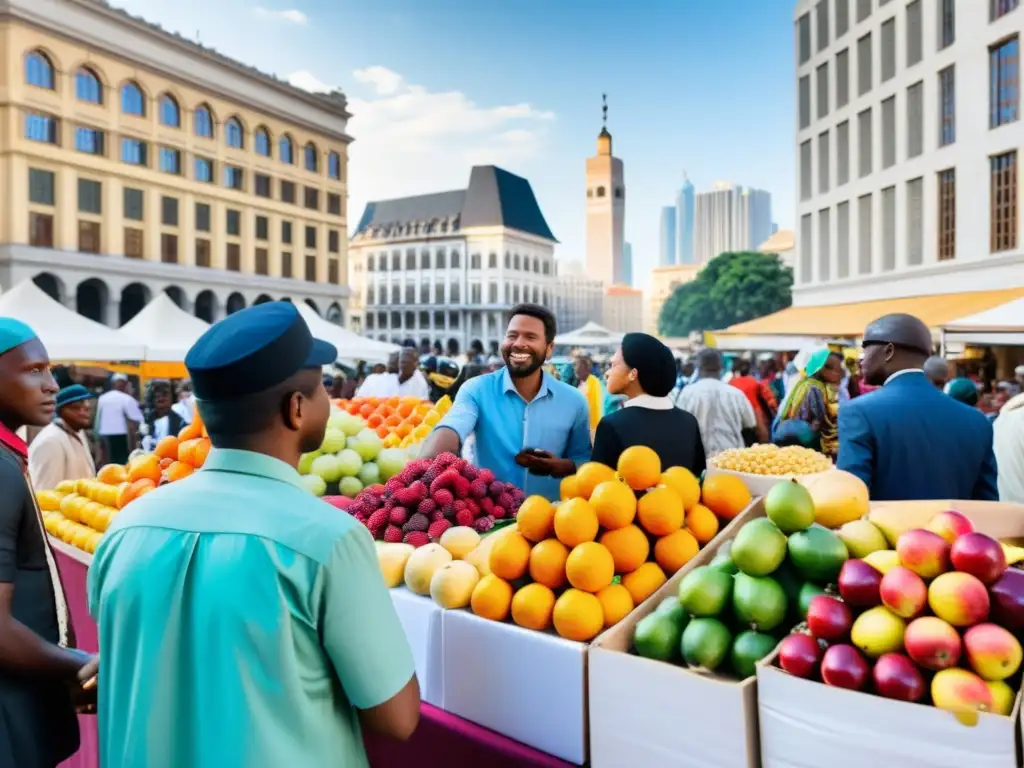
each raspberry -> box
[478,469,495,485]
[366,484,386,496]
[385,477,404,494]
[453,477,472,499]
[441,504,456,519]
[348,502,366,518]
[488,482,504,497]
[453,499,468,512]
[417,498,438,516]
[469,479,488,499]
[435,452,459,468]
[451,458,469,474]
[367,508,389,531]
[462,465,479,481]
[410,481,428,502]
[504,482,517,493]
[465,499,481,518]
[429,509,446,523]
[428,519,452,540]
[429,469,460,495]
[480,497,495,514]
[409,458,432,474]
[361,495,381,510]
[432,489,454,507]
[472,516,495,533]
[383,525,403,543]
[403,531,430,547]
[492,505,508,519]
[355,512,369,524]
[383,496,396,511]
[393,487,418,507]
[389,507,409,526]
[422,468,441,487]
[406,513,429,532]
[455,508,475,527]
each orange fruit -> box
[376,426,389,439]
[165,461,194,482]
[636,486,685,536]
[154,436,180,461]
[621,562,667,605]
[552,589,604,642]
[191,405,205,431]
[528,539,569,589]
[489,531,532,580]
[589,480,636,530]
[574,462,616,499]
[360,404,375,418]
[96,463,127,485]
[178,422,202,441]
[560,475,582,500]
[191,439,211,468]
[367,414,384,428]
[117,478,155,509]
[654,529,700,574]
[617,446,662,491]
[685,503,720,545]
[471,574,514,621]
[517,496,556,542]
[565,542,615,593]
[397,402,415,418]
[660,466,701,511]
[553,498,599,548]
[701,473,752,520]
[127,454,161,484]
[599,525,650,573]
[511,583,556,631]
[597,584,635,627]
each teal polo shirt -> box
[87,449,415,768]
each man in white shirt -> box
[29,384,97,491]
[171,380,194,425]
[356,349,430,400]
[356,352,399,398]
[95,374,143,465]
[678,348,757,457]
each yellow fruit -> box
[553,588,605,642]
[430,560,481,609]
[403,543,453,595]
[685,503,719,545]
[86,531,103,554]
[553,498,599,547]
[560,474,582,500]
[439,526,481,560]
[622,562,667,605]
[529,538,570,589]
[803,469,870,529]
[489,532,532,580]
[636,486,685,536]
[90,506,113,534]
[59,493,81,521]
[80,501,104,529]
[517,496,556,543]
[511,583,556,630]
[863,549,901,575]
[660,467,701,511]
[36,490,63,512]
[464,523,518,576]
[52,518,73,540]
[575,462,616,499]
[599,524,650,573]
[589,480,637,530]
[565,542,615,593]
[700,473,752,520]
[654,529,700,574]
[55,480,75,494]
[597,584,634,627]
[71,525,92,551]
[617,446,662,491]
[471,574,514,621]
[377,542,416,588]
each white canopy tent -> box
[294,302,399,363]
[942,297,1024,347]
[117,293,211,362]
[553,321,624,348]
[0,279,145,361]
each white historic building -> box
[348,166,557,355]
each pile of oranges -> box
[334,395,451,450]
[467,448,753,642]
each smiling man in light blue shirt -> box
[422,304,591,501]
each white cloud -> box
[288,66,555,222]
[252,7,308,25]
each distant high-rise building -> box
[585,95,625,286]
[692,182,773,264]
[622,242,633,286]
[552,260,604,332]
[676,174,695,264]
[659,207,676,266]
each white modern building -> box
[693,182,774,265]
[793,0,1024,306]
[552,259,604,334]
[348,165,557,355]
[659,206,677,266]
[676,173,696,264]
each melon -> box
[404,543,453,595]
[802,469,870,529]
[439,526,481,560]
[377,543,415,588]
[430,560,481,609]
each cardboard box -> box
[758,500,1024,768]
[390,587,444,708]
[588,501,766,768]
[441,607,588,765]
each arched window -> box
[159,94,180,127]
[328,151,341,180]
[75,68,102,104]
[121,82,145,116]
[25,50,55,90]
[225,117,244,149]
[255,127,271,157]
[194,104,214,138]
[304,142,319,172]
[280,135,294,164]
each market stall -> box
[116,293,211,369]
[294,302,399,364]
[942,297,1024,348]
[553,321,623,350]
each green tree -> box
[658,251,793,337]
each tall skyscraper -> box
[692,182,773,264]
[622,242,633,286]
[659,206,676,266]
[676,173,695,265]
[585,95,625,286]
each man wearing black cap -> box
[88,302,419,768]
[837,313,998,501]
[28,384,97,491]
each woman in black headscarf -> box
[590,333,706,476]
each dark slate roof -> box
[353,165,556,242]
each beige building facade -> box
[645,264,700,335]
[1,0,351,326]
[602,284,642,334]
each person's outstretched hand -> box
[73,654,98,714]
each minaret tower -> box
[585,94,625,286]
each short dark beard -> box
[503,352,544,379]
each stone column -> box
[105,297,121,328]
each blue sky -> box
[113,0,795,287]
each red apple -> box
[926,510,975,545]
[951,532,1007,585]
[896,529,951,579]
[963,623,1023,682]
[872,653,926,702]
[807,595,853,642]
[990,569,1024,631]
[929,571,990,627]
[879,566,928,619]
[778,633,823,679]
[838,560,883,608]
[821,644,871,691]
[904,616,963,670]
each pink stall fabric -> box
[51,544,578,768]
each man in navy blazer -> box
[837,313,998,501]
